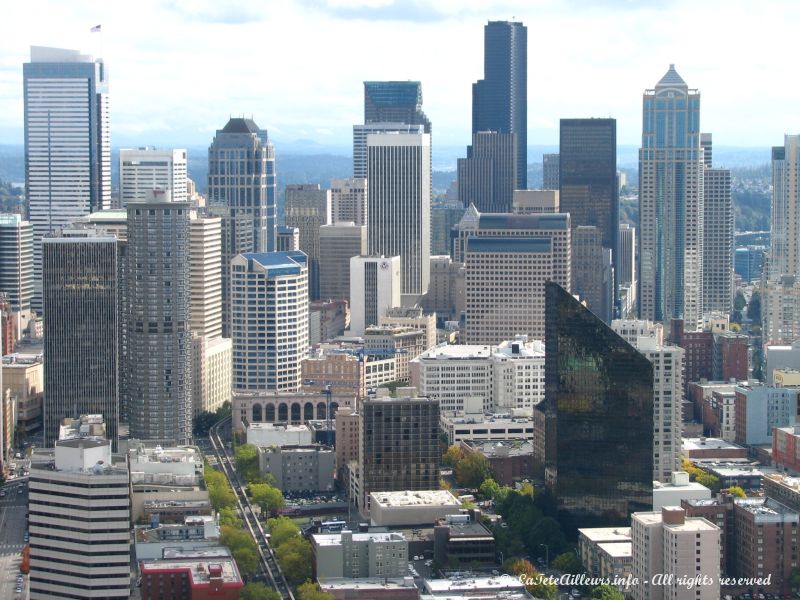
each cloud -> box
[162,0,266,24]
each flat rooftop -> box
[578,527,631,543]
[597,541,632,559]
[424,575,528,593]
[141,556,241,586]
[371,490,461,508]
[312,531,406,547]
[319,577,417,591]
[464,440,534,457]
[247,423,311,432]
[682,437,745,451]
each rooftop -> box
[220,117,261,134]
[464,440,534,457]
[372,490,461,508]
[319,577,417,592]
[597,541,632,559]
[141,555,242,587]
[243,250,307,271]
[656,64,687,87]
[312,530,406,547]
[682,437,745,451]
[424,575,529,593]
[578,527,631,543]
[248,423,311,433]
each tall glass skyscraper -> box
[363,81,431,133]
[24,46,110,311]
[639,65,704,327]
[472,21,527,189]
[207,118,276,336]
[544,281,653,527]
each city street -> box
[0,480,28,599]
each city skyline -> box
[2,1,800,150]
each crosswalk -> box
[0,543,24,554]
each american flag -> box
[90,24,101,32]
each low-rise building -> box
[58,413,106,440]
[763,474,800,513]
[335,407,359,475]
[441,412,534,445]
[380,307,437,352]
[2,352,43,433]
[312,530,408,579]
[140,548,244,600]
[233,389,357,432]
[303,350,367,397]
[320,577,420,599]
[433,513,495,566]
[460,439,535,485]
[246,422,313,447]
[734,383,798,446]
[597,542,633,593]
[773,425,800,473]
[692,460,765,490]
[258,444,335,493]
[681,496,735,576]
[364,325,427,382]
[370,490,462,527]
[191,335,232,416]
[135,515,220,560]
[652,471,711,510]
[774,368,800,388]
[681,437,748,460]
[421,576,533,599]
[365,354,397,389]
[310,299,350,344]
[578,527,632,578]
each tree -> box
[518,481,534,497]
[241,582,281,600]
[506,558,557,600]
[695,471,722,493]
[479,478,501,500]
[249,483,285,514]
[205,464,236,510]
[454,452,493,488]
[233,546,259,578]
[526,517,567,559]
[747,291,762,322]
[790,568,800,591]
[552,551,583,574]
[734,290,747,311]
[724,486,746,498]
[276,536,313,586]
[442,445,466,467]
[219,506,243,528]
[591,584,625,600]
[267,516,301,548]
[235,444,262,482]
[297,581,335,600]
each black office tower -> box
[472,21,527,189]
[544,281,653,528]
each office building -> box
[560,118,618,293]
[464,237,553,344]
[28,438,131,599]
[353,122,425,180]
[369,490,462,527]
[611,320,684,482]
[303,351,366,398]
[544,282,653,526]
[258,445,335,493]
[231,251,308,393]
[452,208,571,289]
[735,246,765,283]
[421,255,465,322]
[319,222,367,302]
[652,471,711,512]
[276,225,300,251]
[770,136,800,278]
[631,507,720,600]
[24,46,110,309]
[703,165,734,314]
[285,183,332,301]
[119,147,188,207]
[764,275,800,345]
[42,233,119,450]
[543,153,560,190]
[639,65,704,327]
[367,132,431,297]
[191,335,232,416]
[363,80,431,132]
[772,425,800,473]
[312,530,408,580]
[3,353,44,436]
[734,383,798,446]
[127,190,192,445]
[350,255,401,336]
[619,224,637,316]
[472,21,527,189]
[140,551,243,600]
[310,299,349,343]
[188,213,222,339]
[512,189,559,214]
[207,117,276,335]
[0,213,33,312]
[358,395,440,516]
[363,325,427,382]
[572,226,614,322]
[331,177,368,226]
[411,336,545,415]
[457,131,517,212]
[379,306,437,352]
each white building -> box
[369,490,462,527]
[29,438,130,599]
[231,251,308,392]
[331,177,368,226]
[246,423,313,447]
[189,213,223,339]
[632,507,720,600]
[367,132,431,298]
[349,255,401,336]
[119,147,188,207]
[191,335,232,416]
[411,336,545,415]
[769,136,800,279]
[612,320,684,482]
[353,122,424,179]
[652,471,711,510]
[440,413,534,445]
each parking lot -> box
[0,479,28,599]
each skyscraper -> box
[457,131,517,212]
[353,123,425,179]
[363,81,431,133]
[544,281,653,527]
[559,118,618,311]
[119,147,188,207]
[285,183,332,301]
[24,46,110,309]
[543,153,560,190]
[770,136,800,278]
[331,178,368,225]
[472,21,527,189]
[639,65,704,327]
[572,226,614,323]
[349,255,402,336]
[230,251,308,393]
[619,223,637,316]
[207,117,276,336]
[42,232,119,449]
[319,222,367,302]
[367,132,431,298]
[188,213,222,339]
[703,166,733,314]
[126,190,192,445]
[0,214,33,313]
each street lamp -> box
[540,543,549,567]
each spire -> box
[656,64,687,87]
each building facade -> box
[703,166,733,314]
[319,222,367,302]
[188,213,222,339]
[119,147,188,207]
[457,131,517,213]
[331,178,368,226]
[285,183,332,301]
[349,255,401,336]
[0,214,33,313]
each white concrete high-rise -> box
[189,213,222,339]
[639,65,704,328]
[353,123,425,179]
[367,132,431,298]
[231,251,308,392]
[119,147,188,207]
[349,255,401,336]
[24,46,111,311]
[0,213,34,313]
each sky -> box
[2,0,800,154]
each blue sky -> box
[1,0,799,151]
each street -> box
[0,480,28,600]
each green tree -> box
[506,558,557,600]
[590,584,625,600]
[442,444,466,467]
[276,536,313,586]
[479,478,501,500]
[552,551,583,574]
[747,291,762,322]
[695,472,722,493]
[790,568,800,591]
[235,444,262,482]
[527,517,567,559]
[241,582,281,600]
[724,486,746,498]
[297,581,335,600]
[232,546,259,578]
[518,481,534,497]
[454,452,494,488]
[219,506,243,528]
[249,483,285,514]
[205,464,236,510]
[734,290,747,311]
[267,516,301,548]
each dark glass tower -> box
[457,131,517,212]
[544,281,653,527]
[363,81,431,133]
[472,21,527,189]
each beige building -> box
[578,526,632,577]
[319,222,367,302]
[364,325,427,382]
[191,335,232,416]
[312,530,408,579]
[774,368,800,388]
[632,507,720,600]
[331,177,367,226]
[334,407,359,473]
[188,213,222,339]
[379,306,437,352]
[512,189,559,214]
[2,352,43,433]
[302,351,366,397]
[421,255,465,322]
[310,299,349,344]
[232,390,357,432]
